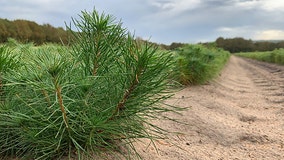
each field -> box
[236,49,284,65]
[0,10,230,160]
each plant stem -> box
[92,51,100,76]
[0,76,3,103]
[53,79,69,128]
[110,70,141,120]
[41,89,51,106]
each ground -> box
[134,55,284,160]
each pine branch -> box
[110,67,143,120]
[55,84,69,129]
[0,76,3,103]
[41,89,51,106]
[92,51,100,76]
[52,76,69,129]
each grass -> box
[236,49,284,65]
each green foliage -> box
[0,9,177,159]
[69,10,127,76]
[0,45,20,74]
[0,18,69,45]
[173,44,230,85]
[159,42,186,50]
[0,45,21,102]
[0,9,233,160]
[236,49,284,65]
[215,37,284,53]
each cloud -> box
[149,0,201,12]
[234,0,261,9]
[1,0,284,44]
[254,30,284,40]
[260,0,284,11]
[0,0,94,27]
[216,26,284,41]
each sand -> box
[134,55,284,160]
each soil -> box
[134,55,284,160]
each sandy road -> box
[135,55,284,160]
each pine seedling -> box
[0,45,20,103]
[0,9,179,159]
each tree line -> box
[215,37,284,53]
[157,38,284,53]
[0,18,69,45]
[154,37,284,53]
[1,18,284,52]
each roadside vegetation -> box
[173,44,230,85]
[0,9,230,160]
[236,49,284,65]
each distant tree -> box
[5,20,17,38]
[231,37,254,52]
[0,21,9,43]
[276,41,284,49]
[254,41,277,51]
[14,20,33,42]
[42,24,68,44]
[27,21,45,44]
[0,18,70,45]
[172,42,184,49]
[216,37,254,53]
[55,27,69,44]
[216,37,225,46]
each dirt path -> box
[135,55,284,160]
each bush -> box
[0,45,21,102]
[236,49,284,65]
[173,44,230,85]
[0,9,177,159]
[273,49,284,64]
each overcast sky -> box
[1,0,284,44]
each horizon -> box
[1,0,284,45]
[2,17,284,45]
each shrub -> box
[236,49,284,65]
[273,49,284,65]
[173,44,230,85]
[0,9,177,159]
[0,45,21,102]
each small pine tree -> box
[0,9,179,159]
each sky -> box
[1,0,284,44]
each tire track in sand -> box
[135,55,284,160]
